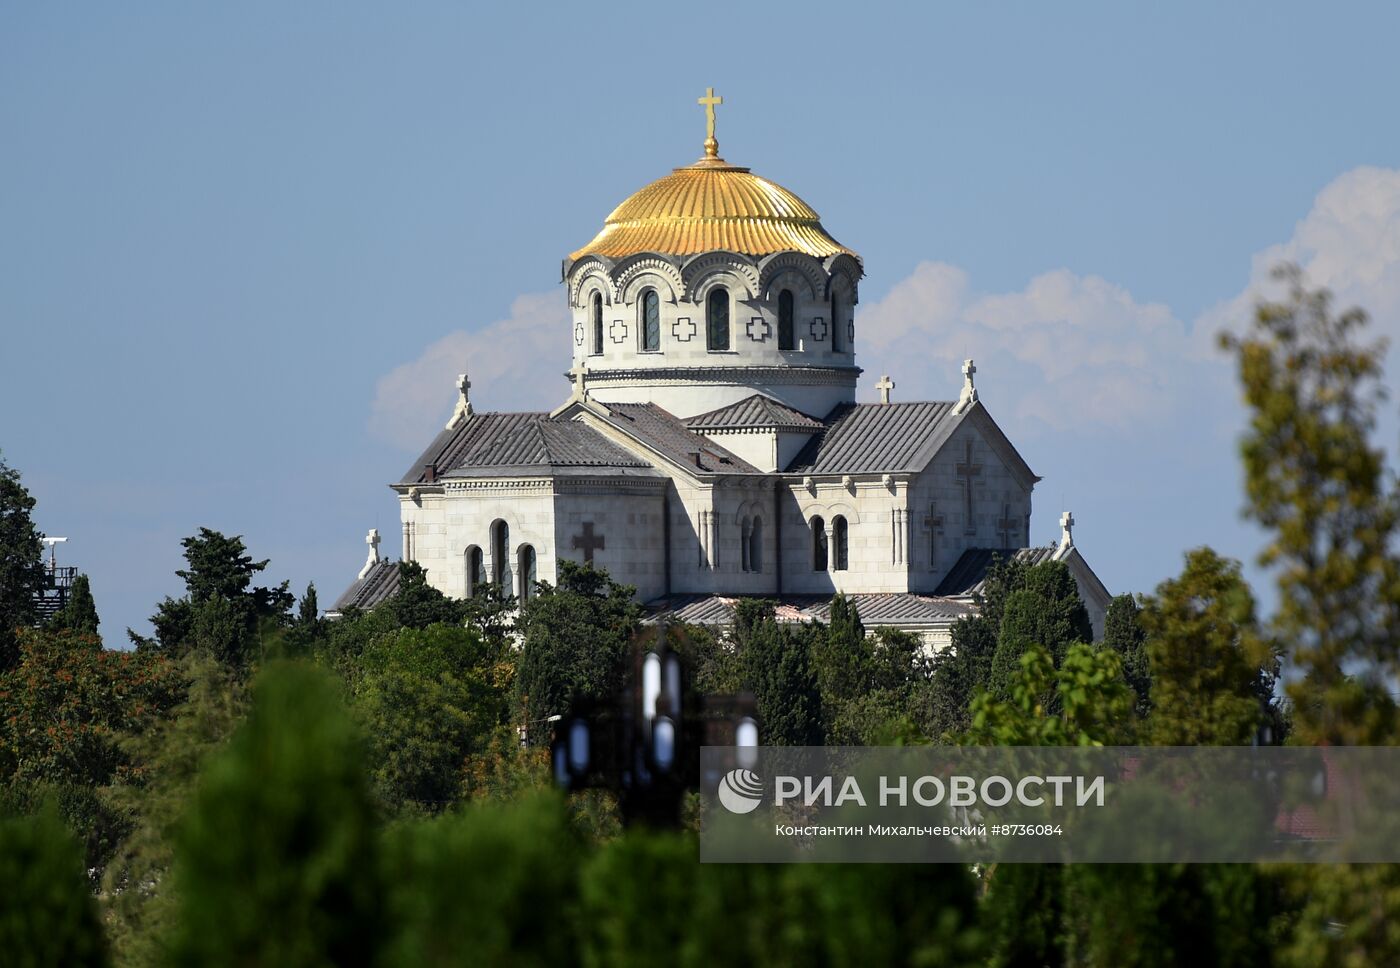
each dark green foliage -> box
[1140,548,1277,746]
[142,529,293,665]
[924,614,998,739]
[578,831,984,967]
[514,562,641,724]
[0,454,46,670]
[813,593,867,707]
[166,662,382,966]
[673,623,743,696]
[103,653,246,968]
[390,560,468,630]
[989,561,1093,697]
[926,556,1037,738]
[1102,594,1151,717]
[982,864,1064,968]
[48,573,100,637]
[381,794,579,966]
[736,601,822,745]
[0,809,107,968]
[297,582,318,626]
[1063,864,1278,968]
[351,624,507,811]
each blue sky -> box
[5,2,1400,640]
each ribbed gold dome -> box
[568,156,858,263]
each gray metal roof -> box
[685,394,825,432]
[330,559,400,613]
[933,546,1059,597]
[602,403,761,474]
[401,411,653,484]
[645,592,974,628]
[785,401,958,474]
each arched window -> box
[518,545,537,602]
[740,517,751,572]
[707,287,729,351]
[811,515,828,571]
[466,546,484,598]
[832,515,849,571]
[641,289,661,351]
[490,519,510,587]
[591,293,604,356]
[749,517,763,573]
[831,291,843,352]
[778,289,795,350]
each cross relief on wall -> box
[809,317,827,341]
[571,521,605,564]
[746,316,770,341]
[672,317,695,342]
[610,319,628,343]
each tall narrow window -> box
[778,290,795,350]
[591,293,604,356]
[466,546,484,598]
[518,545,536,602]
[832,516,849,571]
[740,517,751,572]
[641,289,660,351]
[490,520,510,587]
[812,516,828,571]
[749,518,763,573]
[707,287,729,351]
[831,292,843,352]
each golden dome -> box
[568,155,859,263]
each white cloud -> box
[1200,166,1400,348]
[369,291,570,446]
[858,263,1193,431]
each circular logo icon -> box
[717,768,764,814]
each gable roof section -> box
[330,559,400,614]
[785,401,958,474]
[400,411,654,484]
[933,546,1059,598]
[599,402,761,474]
[685,394,825,432]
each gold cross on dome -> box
[698,86,723,156]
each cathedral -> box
[331,91,1110,648]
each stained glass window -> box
[778,290,795,350]
[707,288,729,351]
[642,290,660,351]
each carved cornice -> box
[581,363,861,386]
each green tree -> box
[102,654,247,967]
[380,794,580,966]
[514,562,641,724]
[47,573,99,637]
[0,809,107,968]
[297,582,318,626]
[1140,548,1277,746]
[391,561,469,630]
[166,661,381,966]
[0,454,46,670]
[989,560,1093,698]
[966,643,1134,748]
[1222,264,1400,746]
[736,601,822,746]
[1101,594,1151,718]
[140,529,293,664]
[351,623,507,811]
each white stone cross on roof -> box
[1059,510,1075,551]
[953,358,980,414]
[446,371,474,429]
[568,359,590,401]
[359,528,381,579]
[876,374,895,405]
